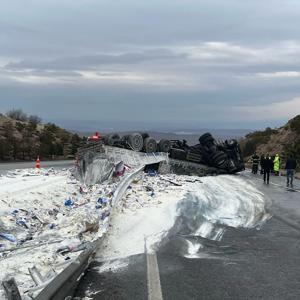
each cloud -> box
[4,40,300,92]
[5,49,186,71]
[232,97,300,121]
[178,41,300,69]
[256,71,300,78]
[1,0,300,129]
[6,40,300,75]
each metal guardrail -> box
[111,166,144,207]
[32,166,152,300]
[35,241,100,300]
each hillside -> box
[0,110,82,161]
[240,115,300,168]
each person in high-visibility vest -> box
[273,154,280,176]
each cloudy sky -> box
[0,0,300,131]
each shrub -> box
[241,127,276,157]
[28,115,42,129]
[289,115,300,134]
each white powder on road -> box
[99,189,184,260]
[94,258,129,273]
[98,173,270,261]
[0,168,270,298]
[0,167,118,298]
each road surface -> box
[74,171,300,299]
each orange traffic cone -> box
[36,156,41,169]
[75,156,79,168]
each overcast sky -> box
[0,0,300,131]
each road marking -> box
[145,237,163,300]
[146,252,163,300]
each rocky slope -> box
[0,113,82,161]
[240,115,300,169]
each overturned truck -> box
[77,132,244,180]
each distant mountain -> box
[74,129,250,145]
[54,118,251,139]
[240,115,300,167]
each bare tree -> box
[6,109,28,122]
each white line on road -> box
[147,253,163,300]
[145,238,163,300]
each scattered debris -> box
[0,167,122,298]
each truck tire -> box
[143,137,157,153]
[158,139,171,153]
[127,133,143,151]
[107,134,120,146]
[199,133,214,146]
[225,139,238,149]
[227,159,237,173]
[121,134,130,142]
[140,132,150,139]
[209,151,228,168]
[102,135,108,145]
[169,148,187,160]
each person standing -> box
[273,154,280,176]
[263,154,273,184]
[251,152,260,174]
[260,154,265,174]
[285,154,297,188]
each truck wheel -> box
[127,133,143,151]
[143,137,157,153]
[158,139,171,152]
[121,134,130,142]
[209,151,227,168]
[102,135,108,145]
[169,148,187,160]
[107,134,120,146]
[225,139,238,149]
[199,133,214,146]
[140,132,150,139]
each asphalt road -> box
[75,172,300,300]
[0,160,74,174]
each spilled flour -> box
[97,173,270,261]
[99,188,184,260]
[94,258,130,273]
